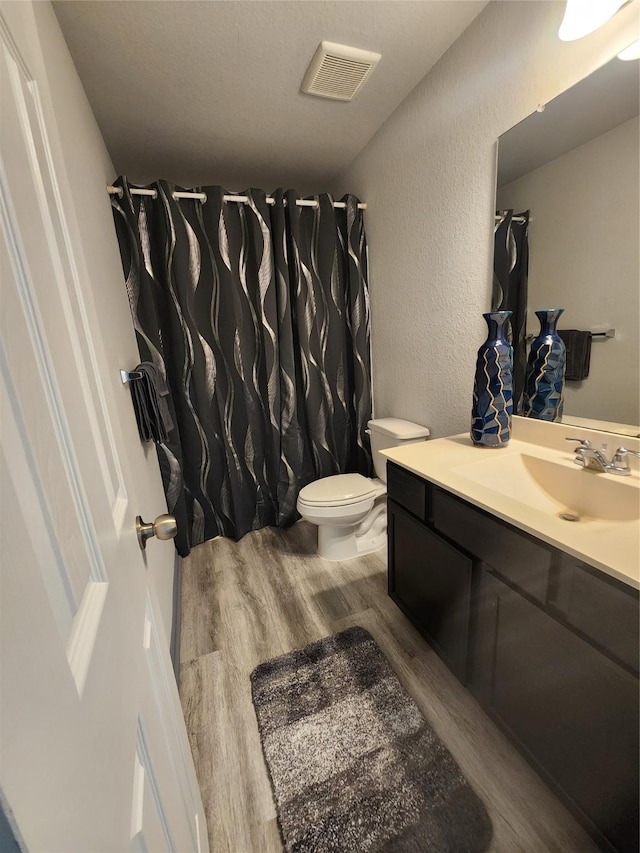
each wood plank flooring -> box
[179,522,600,853]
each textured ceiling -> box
[53,0,487,191]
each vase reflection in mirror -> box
[471,310,514,447]
[523,308,566,422]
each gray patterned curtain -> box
[111,180,372,556]
[493,210,530,412]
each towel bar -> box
[119,369,143,384]
[525,328,615,343]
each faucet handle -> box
[613,446,640,460]
[610,446,640,474]
[565,437,591,449]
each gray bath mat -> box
[250,626,492,852]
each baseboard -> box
[170,551,182,682]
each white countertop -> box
[383,425,640,590]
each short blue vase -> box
[523,308,566,422]
[470,311,513,447]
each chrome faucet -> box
[566,438,640,476]
[566,438,608,472]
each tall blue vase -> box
[470,311,513,447]
[523,308,566,422]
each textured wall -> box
[336,0,639,438]
[498,117,639,426]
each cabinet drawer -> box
[432,489,551,602]
[386,462,429,522]
[555,557,639,673]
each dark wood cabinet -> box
[386,461,640,853]
[477,568,639,853]
[432,487,552,602]
[388,499,472,680]
[554,554,640,673]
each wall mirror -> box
[495,56,639,437]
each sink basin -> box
[454,453,640,523]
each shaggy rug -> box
[250,626,492,853]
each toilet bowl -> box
[297,418,430,560]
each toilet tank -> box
[368,418,430,482]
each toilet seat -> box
[295,495,376,525]
[298,473,381,507]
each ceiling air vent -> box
[301,41,381,102]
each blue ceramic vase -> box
[523,308,566,422]
[470,311,513,447]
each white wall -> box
[498,117,639,425]
[30,2,177,641]
[336,0,639,438]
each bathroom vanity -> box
[383,421,640,853]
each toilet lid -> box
[298,473,377,506]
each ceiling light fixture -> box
[558,0,626,41]
[617,38,640,59]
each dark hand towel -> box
[129,362,174,443]
[558,330,591,381]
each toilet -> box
[297,418,430,560]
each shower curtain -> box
[111,180,372,556]
[493,209,530,412]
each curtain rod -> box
[495,212,530,224]
[107,185,366,210]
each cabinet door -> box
[479,570,639,853]
[388,499,472,680]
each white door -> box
[0,7,207,852]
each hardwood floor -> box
[179,522,600,853]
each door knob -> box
[136,514,177,550]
